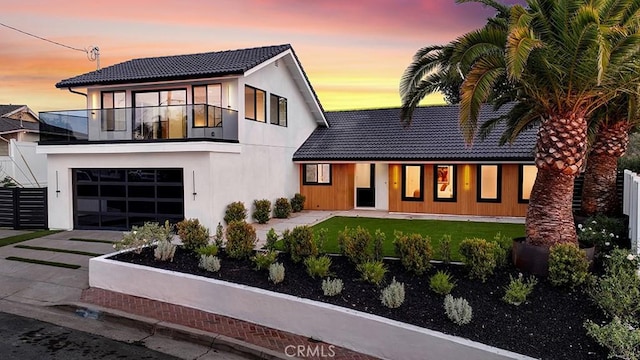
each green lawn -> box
[310,216,525,261]
[0,230,62,248]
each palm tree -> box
[459,0,640,246]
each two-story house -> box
[39,44,326,230]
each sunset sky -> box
[0,0,517,113]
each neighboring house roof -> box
[0,105,24,117]
[293,104,537,162]
[0,105,39,134]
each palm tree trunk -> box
[526,111,588,247]
[581,120,631,216]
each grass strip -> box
[68,238,115,244]
[5,256,81,269]
[0,230,63,248]
[13,245,103,257]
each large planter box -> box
[89,255,534,360]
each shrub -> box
[503,274,537,306]
[322,278,344,297]
[115,221,173,254]
[585,317,640,360]
[199,255,221,272]
[154,240,176,262]
[373,229,385,262]
[196,244,218,257]
[315,228,328,255]
[338,226,373,265]
[356,260,387,286]
[619,155,640,173]
[429,271,456,295]
[394,231,432,275]
[225,221,257,259]
[444,294,472,326]
[264,228,279,251]
[269,262,285,284]
[252,199,271,224]
[291,193,306,212]
[213,222,224,248]
[548,243,589,288]
[176,218,209,251]
[224,201,247,224]
[252,250,278,271]
[282,226,318,263]
[304,255,332,278]
[273,197,292,219]
[578,215,625,250]
[492,232,512,268]
[439,234,452,264]
[381,278,405,309]
[458,238,497,282]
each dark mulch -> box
[111,248,608,360]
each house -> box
[293,105,538,217]
[0,105,40,155]
[38,44,326,230]
[0,105,46,187]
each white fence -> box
[625,170,640,254]
[0,140,47,187]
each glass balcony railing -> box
[39,104,238,143]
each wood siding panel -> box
[300,164,354,210]
[388,164,528,217]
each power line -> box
[0,21,86,53]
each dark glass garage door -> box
[73,168,184,230]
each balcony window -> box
[134,89,186,139]
[519,165,538,203]
[434,165,456,202]
[402,165,423,201]
[477,165,502,202]
[101,91,126,131]
[270,94,287,126]
[245,85,266,122]
[304,164,331,185]
[193,84,222,127]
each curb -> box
[53,302,291,360]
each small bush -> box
[252,199,272,224]
[315,228,328,256]
[116,221,173,254]
[394,231,432,275]
[213,222,224,248]
[322,278,343,297]
[492,232,512,268]
[338,226,373,265]
[548,243,589,288]
[291,193,306,212]
[199,255,221,272]
[154,240,176,262]
[282,226,318,263]
[429,271,456,295]
[439,234,452,264]
[224,201,247,224]
[585,317,640,360]
[273,197,292,219]
[264,228,279,251]
[225,221,257,259]
[196,244,218,257]
[269,262,285,284]
[578,215,625,250]
[252,250,278,271]
[459,238,497,282]
[176,218,209,251]
[373,229,385,262]
[444,294,473,326]
[381,278,405,309]
[304,255,332,278]
[503,274,537,306]
[356,260,387,286]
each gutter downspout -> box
[67,88,87,98]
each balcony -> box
[39,104,238,144]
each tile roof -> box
[56,44,292,88]
[293,103,536,162]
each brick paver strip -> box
[81,288,378,360]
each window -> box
[477,165,502,202]
[402,165,423,201]
[193,84,222,127]
[244,85,266,122]
[304,164,331,185]
[434,165,456,201]
[101,91,126,131]
[133,89,187,139]
[519,165,538,203]
[270,94,287,126]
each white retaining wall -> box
[624,170,640,254]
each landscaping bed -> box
[110,247,607,360]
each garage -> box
[73,168,184,230]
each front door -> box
[356,164,375,208]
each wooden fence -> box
[0,187,48,229]
[624,170,640,254]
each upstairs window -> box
[101,91,126,131]
[477,165,502,202]
[519,165,537,203]
[304,164,331,185]
[434,165,457,201]
[402,165,424,201]
[193,84,222,127]
[245,85,266,122]
[270,94,287,127]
